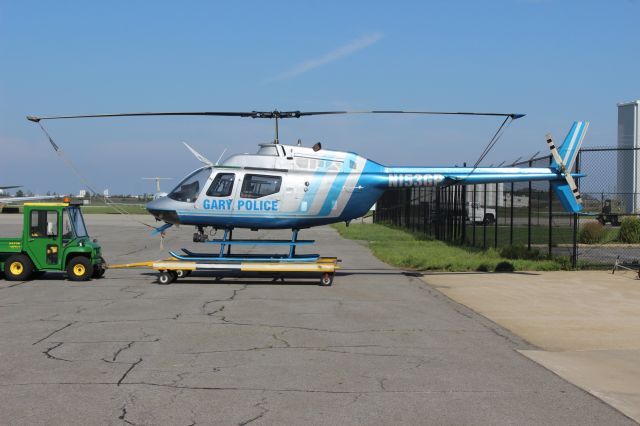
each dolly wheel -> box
[5,254,34,281]
[175,270,191,279]
[67,257,93,281]
[320,273,334,287]
[158,271,177,285]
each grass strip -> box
[332,223,566,272]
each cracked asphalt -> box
[0,214,635,425]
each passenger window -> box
[207,173,235,197]
[295,157,310,170]
[240,174,282,199]
[30,210,57,238]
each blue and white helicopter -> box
[27,110,587,262]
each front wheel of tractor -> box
[67,257,93,281]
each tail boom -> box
[377,121,589,214]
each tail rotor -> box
[546,122,589,213]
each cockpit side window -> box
[206,173,235,197]
[168,167,211,203]
[240,174,282,199]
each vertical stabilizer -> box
[547,121,589,213]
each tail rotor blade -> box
[545,134,565,171]
[564,173,582,205]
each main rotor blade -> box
[301,111,525,119]
[26,112,257,122]
[373,111,525,119]
[27,110,525,122]
[295,111,525,119]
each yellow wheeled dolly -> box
[109,257,340,286]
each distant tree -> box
[15,189,24,197]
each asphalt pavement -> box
[0,214,635,425]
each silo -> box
[617,101,640,213]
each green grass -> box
[333,223,567,272]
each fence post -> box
[528,160,533,250]
[446,187,451,241]
[483,185,487,250]
[472,185,477,247]
[572,151,581,268]
[510,181,514,246]
[461,185,467,244]
[451,186,456,241]
[405,189,410,229]
[435,188,441,240]
[548,156,553,257]
[495,182,499,249]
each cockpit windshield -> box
[168,167,211,203]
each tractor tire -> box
[67,257,93,281]
[5,254,34,281]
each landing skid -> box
[171,250,320,263]
[188,228,317,261]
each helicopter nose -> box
[146,197,180,224]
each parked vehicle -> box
[597,199,624,226]
[0,201,105,281]
[466,202,496,225]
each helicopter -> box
[26,110,587,259]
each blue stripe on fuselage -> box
[318,153,358,216]
[298,154,334,212]
[341,159,386,220]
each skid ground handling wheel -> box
[320,272,334,286]
[158,270,178,285]
[175,269,191,279]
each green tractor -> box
[0,201,105,281]
[596,199,624,226]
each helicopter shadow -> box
[136,268,429,286]
[140,271,328,286]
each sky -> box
[1,0,639,195]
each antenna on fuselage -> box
[215,148,227,166]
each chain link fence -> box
[374,146,640,267]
